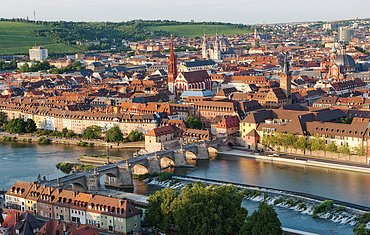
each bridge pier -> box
[105,166,134,189]
[86,172,100,192]
[196,145,209,160]
[173,150,187,166]
[147,156,162,174]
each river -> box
[0,143,369,234]
[0,142,136,190]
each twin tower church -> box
[201,33,236,61]
[167,35,292,105]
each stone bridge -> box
[45,141,222,192]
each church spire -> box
[202,31,208,59]
[168,35,177,93]
[280,53,292,104]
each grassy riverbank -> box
[56,162,95,174]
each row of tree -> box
[262,133,366,156]
[82,125,144,143]
[19,61,52,73]
[0,112,143,144]
[0,60,17,71]
[145,183,282,235]
[19,61,85,74]
[0,112,37,134]
[49,61,85,74]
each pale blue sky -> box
[1,0,369,24]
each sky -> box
[1,0,369,24]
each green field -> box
[0,21,81,55]
[146,24,250,37]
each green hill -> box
[146,24,251,37]
[0,20,251,55]
[0,21,81,55]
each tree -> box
[280,133,297,150]
[239,202,282,235]
[19,63,30,73]
[185,115,202,130]
[325,142,338,153]
[6,118,26,134]
[353,213,370,235]
[294,137,309,151]
[82,125,102,140]
[126,130,144,142]
[145,183,248,235]
[341,116,353,124]
[65,129,76,138]
[171,184,247,235]
[145,188,178,233]
[105,126,124,143]
[338,144,351,156]
[25,119,37,133]
[0,112,8,128]
[353,144,366,156]
[62,128,69,137]
[309,136,325,151]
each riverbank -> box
[0,132,144,150]
[220,149,370,174]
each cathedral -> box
[202,33,235,61]
[324,43,356,81]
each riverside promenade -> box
[220,149,370,174]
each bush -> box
[243,189,261,198]
[56,162,94,174]
[2,136,17,142]
[3,136,12,141]
[124,130,143,143]
[133,173,151,180]
[335,206,346,213]
[353,213,370,235]
[274,197,284,205]
[298,202,307,210]
[157,172,173,182]
[313,200,334,218]
[38,136,51,145]
[77,141,88,147]
[285,198,297,207]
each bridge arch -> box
[131,164,149,175]
[160,156,175,169]
[63,182,87,191]
[208,146,218,154]
[99,171,119,188]
[185,149,197,159]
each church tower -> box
[213,33,221,61]
[202,33,208,59]
[280,54,292,104]
[168,35,177,94]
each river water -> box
[0,143,369,234]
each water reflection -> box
[175,154,370,207]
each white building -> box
[29,46,48,61]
